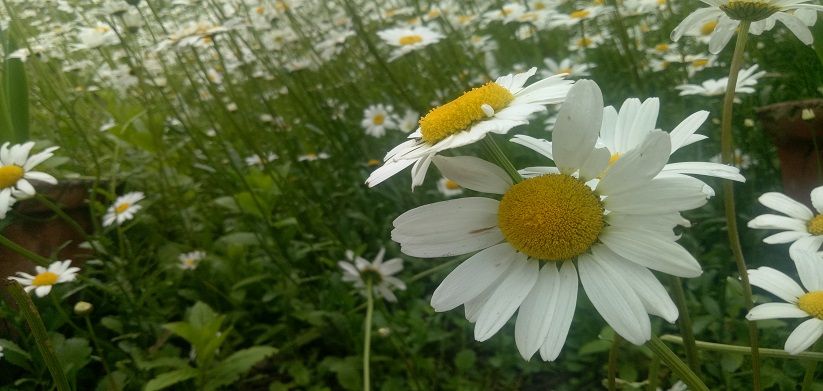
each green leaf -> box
[215,232,260,248]
[188,301,218,329]
[163,322,198,345]
[144,366,198,391]
[53,337,92,378]
[203,346,278,391]
[0,338,32,371]
[4,33,29,143]
[454,349,476,371]
[100,317,123,334]
[720,352,744,373]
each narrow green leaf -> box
[143,366,198,391]
[203,346,278,391]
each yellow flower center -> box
[535,3,546,10]
[700,20,718,35]
[655,43,669,52]
[427,10,441,18]
[719,1,780,22]
[367,159,381,166]
[577,37,593,47]
[33,272,59,286]
[556,68,573,75]
[445,179,461,190]
[807,215,823,235]
[571,10,590,19]
[185,259,195,265]
[255,6,265,14]
[498,174,604,261]
[418,81,514,144]
[95,26,110,33]
[692,59,709,67]
[116,202,131,214]
[798,291,823,319]
[0,165,24,189]
[519,13,538,21]
[373,115,385,125]
[399,35,423,45]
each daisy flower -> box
[178,250,206,270]
[366,68,572,189]
[748,185,823,252]
[338,247,406,302]
[541,57,594,78]
[746,249,823,354]
[671,0,823,54]
[377,26,445,61]
[392,81,712,361]
[298,152,330,162]
[361,104,397,137]
[436,177,463,197]
[103,192,145,227]
[675,64,765,99]
[8,260,80,297]
[397,109,420,133]
[245,152,279,167]
[0,142,59,219]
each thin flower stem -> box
[363,277,374,391]
[608,334,622,391]
[720,21,761,391]
[0,233,51,267]
[646,356,661,391]
[482,136,523,184]
[801,339,823,391]
[84,315,117,390]
[645,335,709,391]
[668,275,701,376]
[660,335,823,361]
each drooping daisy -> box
[8,260,80,297]
[0,142,59,219]
[338,247,406,302]
[366,68,572,189]
[376,26,445,61]
[675,64,765,99]
[748,185,823,252]
[392,81,712,361]
[361,104,397,137]
[746,249,823,354]
[177,250,206,270]
[103,192,145,227]
[671,0,823,54]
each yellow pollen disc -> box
[719,1,781,21]
[571,10,590,18]
[445,179,461,190]
[520,13,538,21]
[700,21,718,35]
[798,291,823,319]
[373,115,385,125]
[807,215,823,235]
[202,37,213,43]
[692,59,709,67]
[556,68,573,75]
[255,6,265,14]
[655,43,669,52]
[116,202,131,214]
[367,159,381,167]
[418,81,514,144]
[33,272,59,286]
[0,165,24,189]
[399,35,423,45]
[498,174,604,261]
[427,10,441,18]
[658,0,666,4]
[503,9,513,15]
[578,37,593,47]
[95,26,110,33]
[535,3,546,10]
[185,259,195,265]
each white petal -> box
[747,214,808,232]
[431,243,517,312]
[552,80,603,175]
[661,162,744,182]
[763,231,811,244]
[599,227,702,277]
[748,267,805,303]
[603,175,711,214]
[538,261,578,361]
[578,147,610,183]
[790,242,823,292]
[605,250,678,322]
[433,156,512,195]
[366,158,416,187]
[811,186,823,214]
[785,318,823,355]
[515,263,566,360]
[474,254,538,342]
[669,111,709,153]
[597,131,671,196]
[510,135,553,160]
[746,303,809,320]
[773,12,813,44]
[759,192,813,220]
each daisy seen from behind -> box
[392,81,713,361]
[671,0,823,54]
[366,67,572,189]
[339,247,406,302]
[748,185,823,252]
[0,142,59,219]
[103,191,145,227]
[8,260,80,297]
[746,249,823,354]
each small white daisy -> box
[377,26,445,61]
[338,247,406,302]
[8,260,80,297]
[361,104,397,137]
[177,250,206,270]
[748,185,823,252]
[436,177,463,197]
[397,109,420,133]
[676,64,765,99]
[0,142,59,219]
[103,192,145,227]
[298,152,330,162]
[245,152,279,167]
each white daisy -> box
[366,68,572,189]
[675,64,765,99]
[748,185,823,252]
[436,177,463,197]
[298,152,330,162]
[397,109,420,133]
[177,250,206,270]
[376,26,445,61]
[103,192,145,227]
[0,142,59,219]
[671,0,823,54]
[746,249,823,354]
[541,57,593,78]
[8,260,80,297]
[392,81,712,361]
[361,104,397,137]
[245,152,279,167]
[338,247,406,302]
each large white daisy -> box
[392,81,712,361]
[0,142,59,219]
[748,186,823,252]
[671,0,823,54]
[366,68,572,189]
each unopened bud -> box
[74,301,93,316]
[802,109,815,121]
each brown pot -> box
[756,99,823,207]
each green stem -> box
[660,335,823,361]
[5,280,71,391]
[608,334,622,391]
[0,233,51,267]
[364,277,374,391]
[84,316,117,390]
[668,275,701,376]
[719,21,761,391]
[481,136,523,184]
[645,335,709,391]
[646,356,661,391]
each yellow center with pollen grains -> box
[807,214,823,235]
[692,59,709,67]
[116,202,131,214]
[655,43,669,52]
[571,10,590,18]
[700,21,718,35]
[399,35,423,45]
[418,81,514,144]
[719,1,781,22]
[498,174,604,261]
[33,272,59,286]
[0,165,24,189]
[798,291,823,319]
[373,115,385,125]
[445,179,461,190]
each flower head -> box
[178,250,206,270]
[0,142,59,219]
[377,26,445,61]
[392,81,713,361]
[366,68,572,189]
[338,247,406,302]
[361,104,397,137]
[8,260,80,297]
[103,191,145,227]
[748,185,823,252]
